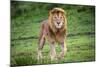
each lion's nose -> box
[57,22,60,25]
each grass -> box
[11,34,95,66]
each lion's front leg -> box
[49,42,57,61]
[59,41,67,59]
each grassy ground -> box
[11,34,95,66]
[11,1,95,66]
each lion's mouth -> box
[54,22,63,29]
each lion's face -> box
[49,8,67,32]
[52,12,64,29]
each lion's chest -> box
[46,30,64,43]
[55,31,63,42]
[44,24,65,43]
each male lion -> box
[37,8,67,61]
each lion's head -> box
[48,8,67,33]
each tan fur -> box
[37,8,67,61]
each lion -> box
[37,8,67,61]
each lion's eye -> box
[54,17,57,19]
[60,17,63,19]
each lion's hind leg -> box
[37,22,46,60]
[37,34,45,60]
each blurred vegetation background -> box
[11,1,95,66]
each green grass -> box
[11,34,95,66]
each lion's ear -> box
[49,9,54,15]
